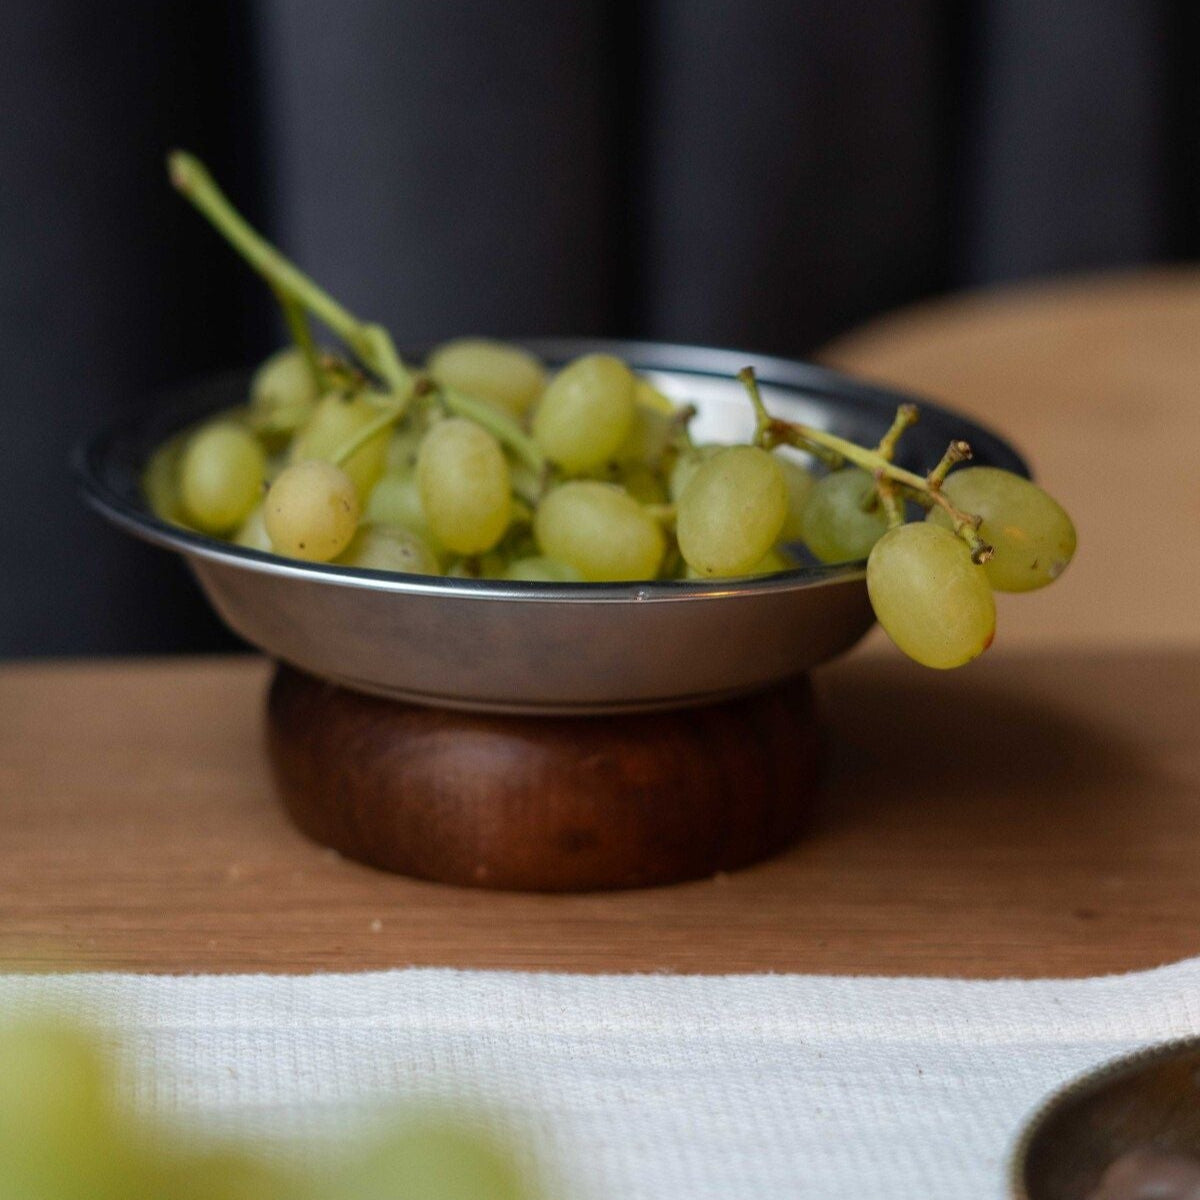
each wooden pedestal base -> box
[266,665,822,892]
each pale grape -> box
[264,460,360,561]
[142,436,186,525]
[776,455,815,542]
[676,446,788,577]
[534,481,665,582]
[427,339,546,418]
[928,466,1076,592]
[632,377,675,415]
[337,525,441,576]
[417,418,512,554]
[0,1021,133,1200]
[179,422,266,533]
[319,1122,529,1200]
[613,403,672,465]
[503,556,584,582]
[866,522,996,668]
[365,469,442,553]
[684,544,798,579]
[801,468,888,563]
[532,354,635,473]
[233,502,273,552]
[290,392,390,500]
[249,346,319,434]
[667,443,721,502]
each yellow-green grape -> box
[532,354,635,474]
[337,525,441,576]
[801,467,888,563]
[667,443,721,502]
[867,522,996,668]
[503,556,584,582]
[143,1146,298,1200]
[417,418,512,555]
[633,377,675,415]
[264,460,360,561]
[676,446,788,578]
[385,422,425,472]
[534,481,665,582]
[319,1122,530,1200]
[233,502,273,552]
[142,435,186,525]
[0,1020,134,1200]
[613,403,672,465]
[249,346,319,434]
[365,469,443,554]
[615,461,669,505]
[927,466,1076,592]
[290,392,390,501]
[776,455,815,542]
[179,422,266,533]
[427,339,547,418]
[683,544,798,579]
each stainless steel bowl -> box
[77,339,1027,714]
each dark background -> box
[3,1,1197,657]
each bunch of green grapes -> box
[148,151,1078,671]
[0,1018,531,1200]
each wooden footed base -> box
[266,665,822,892]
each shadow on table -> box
[811,647,1182,841]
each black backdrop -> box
[3,0,1196,656]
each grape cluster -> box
[0,1018,530,1200]
[152,152,1077,670]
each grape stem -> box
[737,367,994,563]
[167,151,412,400]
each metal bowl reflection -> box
[76,339,1027,714]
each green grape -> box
[676,445,788,577]
[385,422,426,472]
[0,1021,136,1200]
[667,443,721,502]
[249,346,319,434]
[364,469,443,554]
[417,418,512,555]
[927,466,1076,592]
[532,354,635,474]
[427,339,547,418]
[801,468,888,563]
[616,461,669,505]
[337,525,441,576]
[683,544,797,580]
[866,522,996,668]
[613,403,672,465]
[233,502,273,552]
[632,377,675,415]
[503,556,584,582]
[179,422,266,534]
[138,1144,298,1200]
[775,455,815,542]
[290,392,390,501]
[534,481,665,582]
[264,460,360,561]
[142,435,187,525]
[319,1121,529,1200]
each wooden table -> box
[3,270,1197,978]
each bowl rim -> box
[74,337,1030,605]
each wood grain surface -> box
[1,268,1197,977]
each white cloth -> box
[4,961,1200,1199]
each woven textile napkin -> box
[3,961,1200,1199]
